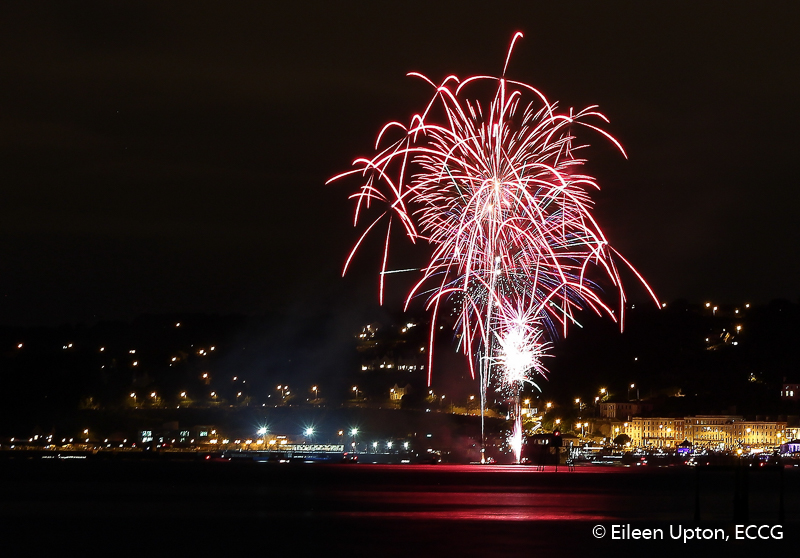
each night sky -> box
[1,2,799,328]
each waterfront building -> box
[628,418,684,448]
[627,415,787,451]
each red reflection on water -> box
[328,490,614,521]
[348,464,643,474]
[313,464,647,521]
[337,509,609,521]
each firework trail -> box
[488,296,549,462]
[329,32,656,462]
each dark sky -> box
[1,1,799,327]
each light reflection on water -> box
[314,464,691,522]
[332,491,612,521]
[1,462,794,524]
[1,461,797,555]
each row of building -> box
[610,415,795,450]
[595,400,798,450]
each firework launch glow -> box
[329,32,656,462]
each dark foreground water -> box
[1,460,797,556]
